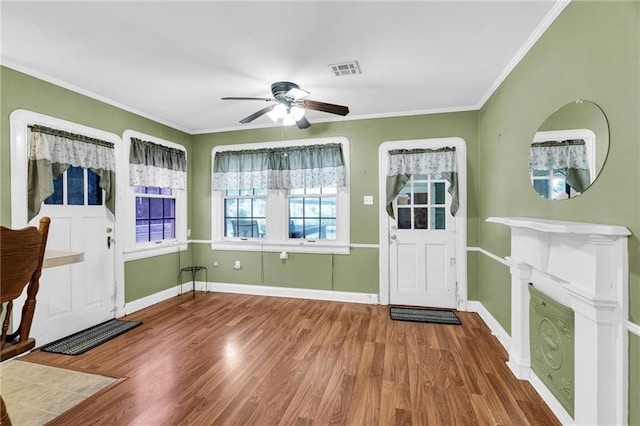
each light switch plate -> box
[364,195,374,205]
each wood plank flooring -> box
[20,292,560,425]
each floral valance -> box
[129,138,187,190]
[386,147,458,218]
[529,139,591,193]
[529,139,590,171]
[28,125,116,220]
[212,143,346,191]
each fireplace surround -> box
[487,217,630,425]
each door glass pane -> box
[431,207,446,229]
[414,208,428,229]
[67,166,84,205]
[432,182,445,205]
[87,169,102,205]
[44,174,63,205]
[414,182,428,204]
[397,208,411,229]
[398,183,411,205]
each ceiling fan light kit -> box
[222,81,349,129]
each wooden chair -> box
[1,217,50,361]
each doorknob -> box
[390,234,397,240]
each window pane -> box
[414,208,428,229]
[414,174,429,180]
[233,219,259,238]
[134,186,145,194]
[414,182,428,204]
[431,207,446,230]
[289,198,304,217]
[320,197,336,217]
[224,219,235,237]
[304,219,320,238]
[289,219,303,238]
[164,219,176,239]
[237,199,252,218]
[306,187,321,195]
[290,188,305,195]
[239,189,253,196]
[146,187,161,194]
[225,199,237,217]
[254,189,267,196]
[432,182,445,205]
[226,189,240,196]
[136,220,149,242]
[532,169,549,177]
[163,199,175,218]
[136,197,150,219]
[149,219,164,241]
[67,166,84,205]
[87,170,102,205]
[44,174,64,205]
[320,218,336,240]
[398,208,411,229]
[321,187,337,195]
[304,198,320,218]
[160,188,172,196]
[149,198,164,219]
[252,198,266,217]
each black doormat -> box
[390,307,461,325]
[40,319,142,355]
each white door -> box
[389,173,457,308]
[25,166,115,345]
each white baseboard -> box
[466,300,511,351]
[124,281,379,315]
[208,281,380,304]
[123,286,180,315]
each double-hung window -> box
[211,137,350,254]
[123,130,187,260]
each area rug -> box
[40,319,142,355]
[390,307,461,325]
[0,359,118,425]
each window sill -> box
[123,241,187,261]
[210,240,350,255]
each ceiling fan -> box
[222,81,350,129]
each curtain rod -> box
[28,124,114,148]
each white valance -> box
[387,147,456,176]
[529,140,589,171]
[129,138,187,190]
[30,131,115,172]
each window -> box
[123,130,187,260]
[224,189,266,239]
[134,186,176,242]
[44,166,103,206]
[395,173,448,230]
[211,137,350,254]
[289,187,336,240]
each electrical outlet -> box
[233,260,241,270]
[364,195,374,205]
[213,261,219,267]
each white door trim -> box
[378,137,467,309]
[9,109,126,318]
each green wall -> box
[0,66,193,300]
[190,113,478,294]
[476,2,640,424]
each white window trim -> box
[532,128,597,182]
[122,130,187,261]
[211,137,350,255]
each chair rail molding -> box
[486,216,630,426]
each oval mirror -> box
[529,100,609,200]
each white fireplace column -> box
[487,217,630,426]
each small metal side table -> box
[178,266,208,298]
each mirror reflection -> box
[529,100,609,200]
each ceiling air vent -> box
[329,61,361,76]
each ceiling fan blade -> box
[222,97,273,102]
[239,104,276,124]
[302,100,349,116]
[295,116,311,130]
[286,87,310,101]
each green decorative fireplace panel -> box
[529,284,575,417]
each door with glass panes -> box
[389,173,456,308]
[24,166,115,345]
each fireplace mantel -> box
[487,216,630,426]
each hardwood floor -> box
[20,292,559,425]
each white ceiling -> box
[1,1,565,134]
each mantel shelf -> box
[486,216,631,238]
